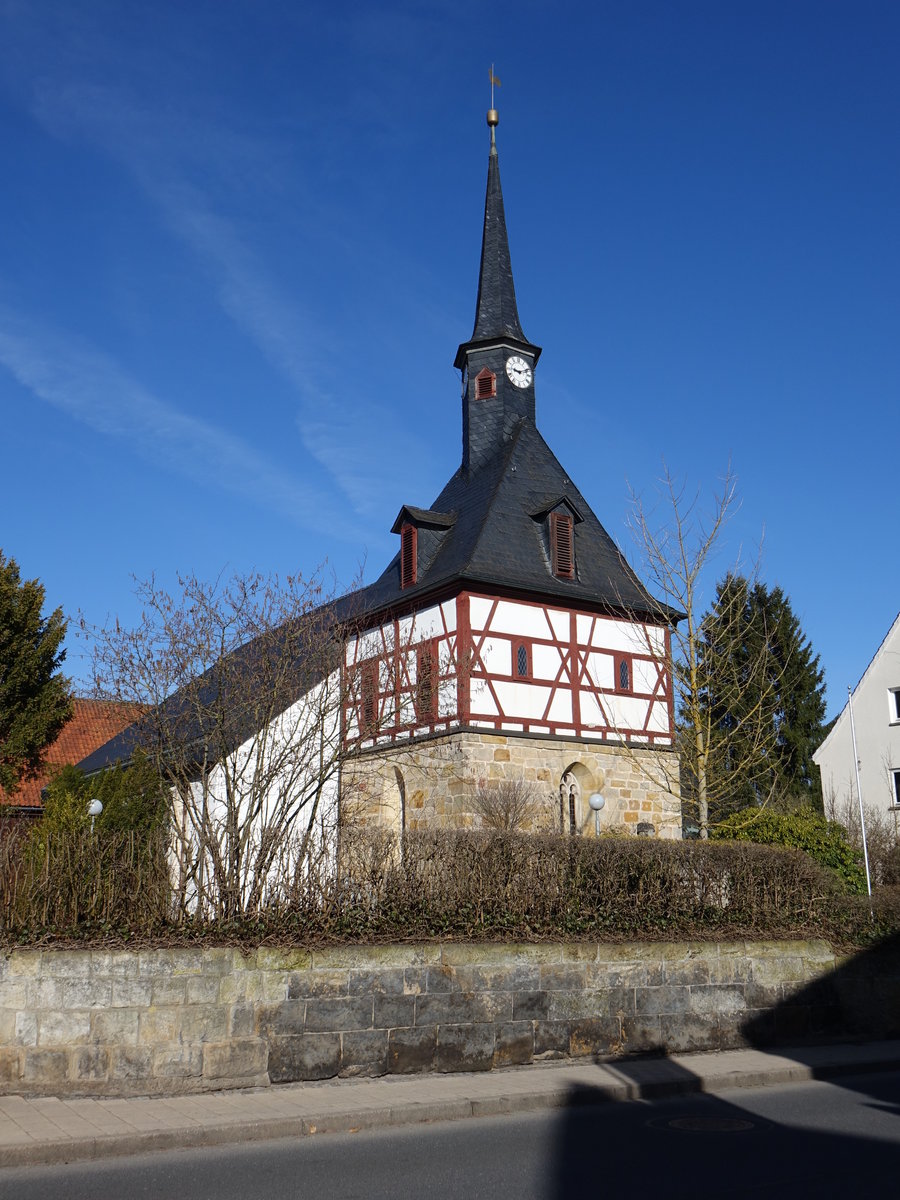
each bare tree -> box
[83,569,372,920]
[471,778,551,832]
[627,466,784,837]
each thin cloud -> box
[0,312,358,538]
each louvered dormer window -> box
[550,511,575,579]
[474,367,496,400]
[400,524,417,589]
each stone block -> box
[257,1000,307,1038]
[751,954,804,987]
[268,1033,341,1083]
[91,1007,140,1045]
[289,969,350,999]
[203,1038,268,1080]
[7,950,41,977]
[38,1010,91,1046]
[416,990,512,1026]
[91,950,139,979]
[179,1004,230,1042]
[23,1049,68,1084]
[388,1025,437,1074]
[200,948,235,975]
[110,1047,153,1082]
[15,1010,37,1047]
[230,1002,256,1037]
[149,976,188,1006]
[658,1012,718,1054]
[374,993,416,1029]
[533,1020,570,1058]
[403,967,428,995]
[634,986,690,1017]
[217,972,263,1005]
[663,957,713,986]
[185,975,221,1004]
[539,965,587,991]
[774,1005,811,1042]
[569,1017,621,1058]
[621,1015,663,1053]
[305,995,374,1032]
[348,968,405,995]
[138,949,176,977]
[0,981,27,1008]
[434,1023,495,1073]
[513,991,550,1021]
[0,1005,13,1045]
[453,964,541,993]
[493,1021,534,1068]
[62,978,113,1008]
[111,979,153,1008]
[42,950,91,979]
[73,1046,110,1082]
[138,1007,182,1045]
[689,985,747,1016]
[548,987,634,1022]
[153,1043,203,1078]
[256,947,311,973]
[341,1029,389,1077]
[425,965,456,993]
[0,1048,22,1082]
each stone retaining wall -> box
[1,939,897,1097]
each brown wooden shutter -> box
[361,660,378,732]
[415,641,437,722]
[550,512,574,578]
[400,524,417,588]
[474,368,496,400]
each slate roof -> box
[351,418,673,623]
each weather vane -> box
[488,65,500,132]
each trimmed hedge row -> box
[2,823,897,947]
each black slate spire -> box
[454,113,539,371]
[471,120,525,343]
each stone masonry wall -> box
[351,730,682,838]
[2,938,898,1097]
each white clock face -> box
[506,355,532,389]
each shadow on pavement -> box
[549,932,900,1198]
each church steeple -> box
[455,107,542,473]
[454,109,540,369]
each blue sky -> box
[1,0,897,720]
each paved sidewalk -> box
[2,1040,899,1169]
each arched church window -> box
[559,770,580,836]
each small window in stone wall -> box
[616,655,631,693]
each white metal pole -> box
[847,685,873,898]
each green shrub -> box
[711,807,866,893]
[40,752,167,833]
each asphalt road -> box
[2,1070,899,1200]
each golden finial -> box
[487,65,500,132]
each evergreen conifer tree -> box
[0,550,72,795]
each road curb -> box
[3,1047,899,1170]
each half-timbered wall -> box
[344,591,673,750]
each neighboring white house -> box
[814,612,900,831]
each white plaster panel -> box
[648,701,670,733]
[410,604,445,641]
[469,596,495,628]
[547,689,574,723]
[470,678,498,716]
[532,643,566,680]
[493,680,551,718]
[437,680,456,718]
[546,608,569,641]
[607,694,650,731]
[587,652,614,689]
[580,692,610,728]
[634,659,659,694]
[479,637,510,674]
[441,600,457,633]
[485,600,552,638]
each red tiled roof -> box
[0,698,144,809]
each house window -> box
[892,769,900,808]
[890,688,900,724]
[400,524,417,589]
[415,642,437,722]
[514,641,531,679]
[474,367,496,400]
[361,660,378,733]
[550,512,574,579]
[616,655,631,693]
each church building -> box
[79,108,683,845]
[337,108,682,839]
